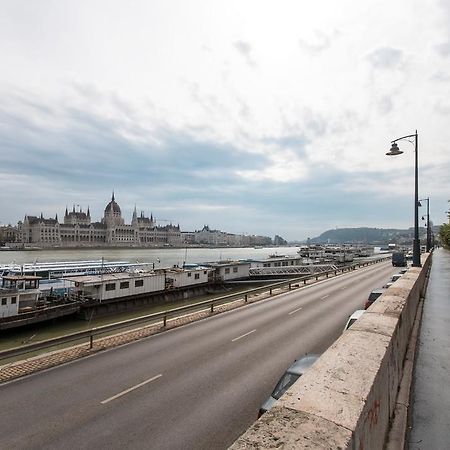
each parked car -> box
[399,268,408,274]
[258,355,319,418]
[391,274,403,283]
[365,289,385,309]
[343,310,365,331]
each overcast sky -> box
[1,0,449,240]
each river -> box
[0,246,300,267]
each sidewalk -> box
[409,248,450,449]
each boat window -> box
[120,281,129,289]
[135,280,144,287]
[11,296,16,304]
[105,283,116,291]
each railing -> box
[0,257,389,363]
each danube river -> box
[0,246,301,267]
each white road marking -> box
[341,286,347,290]
[321,294,329,300]
[101,374,163,404]
[288,307,303,315]
[232,329,256,342]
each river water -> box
[0,246,300,267]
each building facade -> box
[182,225,272,247]
[19,193,182,248]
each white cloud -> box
[0,0,449,238]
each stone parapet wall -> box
[231,253,431,450]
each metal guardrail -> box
[0,257,390,362]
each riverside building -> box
[19,193,182,248]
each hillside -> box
[308,227,420,244]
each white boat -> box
[0,260,153,279]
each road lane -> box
[0,260,398,449]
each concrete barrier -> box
[230,253,431,450]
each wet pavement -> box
[409,248,450,449]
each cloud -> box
[366,47,404,69]
[233,40,257,68]
[435,41,450,57]
[298,30,335,55]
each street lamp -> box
[386,130,421,267]
[419,197,431,252]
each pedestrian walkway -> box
[409,248,450,449]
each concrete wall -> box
[231,253,431,450]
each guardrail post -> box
[269,288,272,295]
[304,279,306,285]
[334,270,337,275]
[288,283,291,290]
[210,303,214,313]
[326,273,329,278]
[89,334,93,349]
[244,294,248,302]
[315,275,318,280]
[163,315,167,327]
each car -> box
[399,268,408,274]
[384,281,394,289]
[343,310,366,331]
[392,251,407,267]
[391,274,403,283]
[258,355,319,418]
[365,289,385,309]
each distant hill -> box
[308,227,420,244]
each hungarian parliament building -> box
[15,193,273,248]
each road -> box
[0,261,397,450]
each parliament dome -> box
[104,192,121,215]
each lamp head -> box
[386,142,404,156]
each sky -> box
[0,0,449,241]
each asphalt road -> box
[0,261,398,450]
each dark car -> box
[392,251,407,267]
[364,289,385,309]
[258,355,319,417]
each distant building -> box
[19,193,182,248]
[16,195,275,248]
[0,225,19,245]
[273,235,287,246]
[182,225,272,247]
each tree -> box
[439,223,450,249]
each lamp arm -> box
[391,133,417,143]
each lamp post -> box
[386,130,421,267]
[419,197,431,252]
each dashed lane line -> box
[101,374,163,404]
[232,329,256,342]
[321,294,329,300]
[288,307,303,315]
